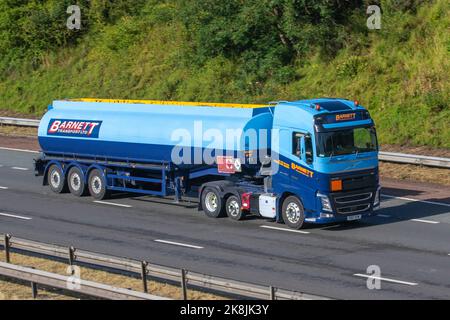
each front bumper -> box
[306,186,380,224]
[305,210,377,224]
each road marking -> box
[11,167,29,171]
[0,186,8,190]
[410,218,440,224]
[260,225,310,234]
[353,274,418,286]
[377,214,391,218]
[0,212,32,220]
[154,239,203,249]
[382,194,450,208]
[0,147,39,154]
[93,200,132,208]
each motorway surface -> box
[0,147,449,299]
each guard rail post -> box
[4,234,11,263]
[141,260,148,293]
[68,246,76,266]
[31,281,38,299]
[270,286,276,300]
[180,268,188,300]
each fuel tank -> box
[38,99,273,166]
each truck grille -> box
[335,192,372,204]
[337,204,371,214]
[330,170,378,215]
[331,189,374,215]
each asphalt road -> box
[0,147,449,299]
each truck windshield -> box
[317,126,378,157]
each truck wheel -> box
[201,187,225,218]
[88,169,109,200]
[68,167,87,197]
[226,195,246,221]
[282,196,305,229]
[48,164,67,194]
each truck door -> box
[289,131,316,209]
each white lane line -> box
[353,274,418,286]
[0,212,32,220]
[377,214,391,218]
[93,200,132,208]
[410,218,440,224]
[11,167,30,171]
[382,194,450,208]
[0,186,9,190]
[154,239,203,249]
[0,147,39,154]
[260,225,310,234]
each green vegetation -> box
[0,0,448,147]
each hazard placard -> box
[217,156,241,174]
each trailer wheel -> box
[282,196,305,229]
[201,187,225,218]
[68,167,87,197]
[88,169,109,200]
[48,164,67,194]
[226,195,246,221]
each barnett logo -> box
[47,119,102,138]
[336,113,356,121]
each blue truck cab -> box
[34,97,380,230]
[266,98,380,228]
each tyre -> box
[226,195,246,221]
[282,196,305,229]
[68,167,87,197]
[47,164,67,194]
[88,169,109,200]
[201,187,225,218]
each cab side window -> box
[292,132,303,157]
[305,135,313,164]
[292,132,313,164]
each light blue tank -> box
[38,100,273,164]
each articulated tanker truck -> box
[35,98,380,229]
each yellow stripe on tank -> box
[69,98,270,109]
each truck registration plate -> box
[347,214,362,221]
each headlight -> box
[373,187,381,207]
[318,193,332,212]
